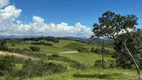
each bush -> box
[90,48,114,55]
[29,46,40,52]
[107,60,116,68]
[90,47,95,53]
[0,56,15,76]
[17,60,67,78]
[48,54,86,69]
[69,62,86,69]
[94,60,107,68]
[94,60,116,68]
[20,48,47,58]
[77,48,89,52]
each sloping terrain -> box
[0,51,39,61]
[1,38,139,80]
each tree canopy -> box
[93,11,138,39]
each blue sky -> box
[0,0,141,38]
[10,0,142,28]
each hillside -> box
[6,38,113,65]
[0,51,39,61]
[0,38,140,80]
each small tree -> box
[29,46,40,52]
[0,39,8,50]
[92,11,140,80]
[0,56,15,76]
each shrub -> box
[94,60,116,68]
[94,60,107,68]
[0,56,15,76]
[29,46,40,52]
[20,48,47,58]
[48,54,86,69]
[52,53,60,57]
[107,60,116,68]
[0,40,8,51]
[90,47,94,52]
[77,48,89,52]
[90,48,114,55]
[69,62,86,70]
[17,60,67,78]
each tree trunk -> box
[102,39,105,69]
[123,40,141,80]
[102,50,104,68]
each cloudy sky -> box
[0,0,142,38]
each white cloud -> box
[0,0,92,38]
[0,0,9,8]
[0,5,22,22]
[16,20,22,24]
[33,16,44,23]
[9,17,92,38]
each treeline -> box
[31,41,53,46]
[22,36,59,43]
[76,46,114,55]
[58,37,90,44]
[1,36,59,45]
[90,47,114,55]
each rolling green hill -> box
[0,38,140,80]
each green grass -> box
[53,40,73,47]
[53,39,95,49]
[8,43,70,53]
[15,64,23,70]
[25,68,139,80]
[7,39,96,54]
[60,52,113,66]
[6,39,137,80]
[64,43,84,49]
[7,39,114,66]
[7,39,105,52]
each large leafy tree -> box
[114,29,142,69]
[92,11,140,80]
[114,30,142,80]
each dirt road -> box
[0,51,39,61]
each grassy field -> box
[4,39,140,80]
[7,39,113,66]
[7,39,95,53]
[25,68,139,80]
[60,52,113,66]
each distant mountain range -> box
[0,36,89,39]
[0,35,43,39]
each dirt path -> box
[0,51,39,61]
